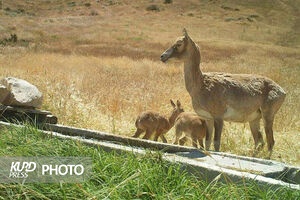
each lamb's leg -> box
[199,126,206,149]
[153,132,159,141]
[132,128,144,138]
[153,129,167,143]
[173,137,179,145]
[191,134,198,148]
[142,129,153,140]
[205,119,214,150]
[173,128,182,145]
[159,134,168,143]
[179,136,187,146]
[198,138,204,149]
[214,119,223,151]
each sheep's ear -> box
[170,99,176,108]
[176,100,181,108]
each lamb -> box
[132,100,184,143]
[173,112,207,149]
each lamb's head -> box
[169,99,184,125]
[160,28,190,62]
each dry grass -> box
[0,0,299,165]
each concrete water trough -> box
[0,120,299,190]
[0,105,58,124]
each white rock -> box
[0,77,43,108]
[0,84,9,103]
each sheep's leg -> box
[249,117,264,151]
[263,115,275,157]
[205,120,214,150]
[261,93,285,157]
[213,119,223,151]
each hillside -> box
[1,0,299,56]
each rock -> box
[0,77,43,108]
[0,85,9,103]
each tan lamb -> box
[173,112,207,149]
[132,100,184,143]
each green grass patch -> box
[0,124,299,199]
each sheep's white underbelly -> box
[223,106,261,123]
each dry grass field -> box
[0,0,299,165]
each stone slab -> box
[0,105,57,124]
[174,150,286,178]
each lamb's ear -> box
[176,100,181,108]
[170,99,176,108]
[182,28,188,37]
